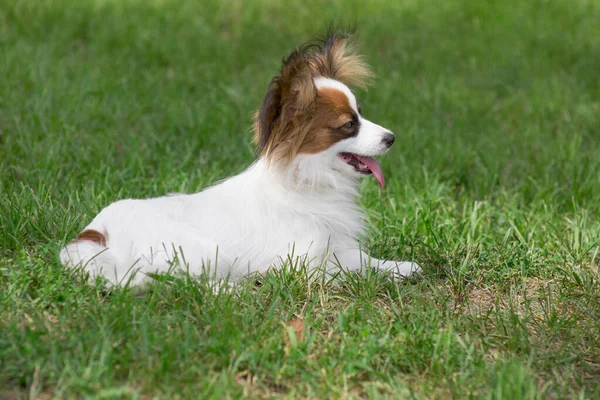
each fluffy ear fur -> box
[307,32,373,89]
[253,50,316,156]
[280,51,316,123]
[253,81,282,154]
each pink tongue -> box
[355,155,385,188]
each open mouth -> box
[337,152,385,188]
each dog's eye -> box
[342,121,355,129]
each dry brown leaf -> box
[284,317,305,347]
[288,317,304,341]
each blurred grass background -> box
[1,0,599,398]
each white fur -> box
[60,79,421,287]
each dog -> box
[60,32,421,287]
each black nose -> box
[382,132,395,148]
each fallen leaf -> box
[284,317,305,347]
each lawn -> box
[1,0,600,398]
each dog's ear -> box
[308,32,373,89]
[253,49,316,155]
[253,78,282,155]
[279,50,316,123]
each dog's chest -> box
[242,199,363,254]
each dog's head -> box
[253,32,394,189]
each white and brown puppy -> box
[60,32,421,286]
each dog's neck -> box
[252,157,360,200]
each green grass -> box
[1,0,600,398]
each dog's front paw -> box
[380,261,422,280]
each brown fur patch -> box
[265,87,359,162]
[297,87,358,154]
[253,49,317,159]
[76,229,107,247]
